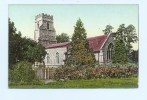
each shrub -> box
[53,66,138,81]
[10,61,35,82]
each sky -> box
[9,4,138,50]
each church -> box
[34,13,114,67]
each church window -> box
[47,53,50,64]
[107,43,113,60]
[56,52,59,64]
[38,23,39,28]
[47,23,49,29]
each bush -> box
[53,65,138,81]
[10,61,35,82]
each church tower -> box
[34,13,57,46]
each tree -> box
[130,50,138,63]
[65,19,96,67]
[115,24,138,58]
[9,19,46,69]
[112,39,128,64]
[9,18,22,68]
[24,42,47,63]
[103,25,114,35]
[56,33,69,43]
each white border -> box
[0,0,147,100]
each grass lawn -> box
[9,77,138,88]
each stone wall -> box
[34,13,57,45]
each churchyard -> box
[9,7,138,88]
[9,63,138,88]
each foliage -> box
[115,24,138,57]
[56,33,70,43]
[103,25,114,35]
[112,39,128,64]
[9,18,46,69]
[65,18,96,67]
[10,61,35,82]
[23,40,47,63]
[9,77,138,88]
[9,18,22,69]
[103,24,138,63]
[130,50,138,63]
[53,66,138,81]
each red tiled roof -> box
[88,35,108,52]
[45,35,108,52]
[45,42,70,48]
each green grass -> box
[9,77,138,88]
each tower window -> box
[56,52,59,64]
[47,23,49,29]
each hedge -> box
[54,66,138,80]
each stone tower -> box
[34,13,57,46]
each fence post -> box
[45,69,46,80]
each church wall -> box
[99,50,104,64]
[44,46,67,67]
[102,34,114,64]
[94,53,98,61]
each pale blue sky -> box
[9,4,138,49]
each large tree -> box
[115,24,138,54]
[9,18,22,68]
[65,19,96,67]
[56,33,69,43]
[112,39,128,64]
[22,37,47,64]
[103,25,114,35]
[9,19,46,69]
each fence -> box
[34,68,55,80]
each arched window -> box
[47,23,49,29]
[47,53,50,64]
[107,43,113,60]
[56,52,59,64]
[37,23,39,28]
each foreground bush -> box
[54,66,138,80]
[9,61,35,82]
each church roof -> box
[87,35,108,52]
[45,42,70,48]
[45,34,109,52]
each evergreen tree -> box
[66,19,96,67]
[112,39,128,64]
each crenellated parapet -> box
[35,13,53,20]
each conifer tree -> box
[66,19,96,67]
[112,39,128,64]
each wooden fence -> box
[34,68,55,80]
